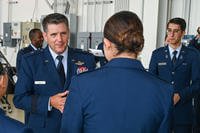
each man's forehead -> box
[168,23,181,29]
[46,24,68,33]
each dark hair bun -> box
[121,29,144,53]
[104,11,144,55]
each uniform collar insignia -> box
[45,60,49,63]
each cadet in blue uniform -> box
[16,28,44,73]
[14,13,96,133]
[0,63,33,133]
[149,18,200,133]
[60,11,173,133]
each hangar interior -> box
[0,0,200,122]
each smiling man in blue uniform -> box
[60,11,173,133]
[13,13,96,133]
[0,63,33,133]
[149,18,200,133]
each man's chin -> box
[169,40,176,44]
[56,48,66,54]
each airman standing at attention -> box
[149,18,200,133]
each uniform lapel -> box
[165,46,173,70]
[44,47,63,88]
[64,47,89,90]
[64,47,73,90]
[174,45,186,69]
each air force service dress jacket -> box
[149,45,200,125]
[16,44,36,73]
[13,46,96,133]
[60,58,173,133]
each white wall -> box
[0,0,53,28]
[171,0,185,19]
[141,0,159,68]
[0,0,2,36]
[0,0,7,36]
[128,0,159,68]
[156,0,169,48]
[78,0,115,32]
[129,0,144,21]
[188,0,200,34]
[170,0,200,35]
[171,0,191,33]
[0,0,54,66]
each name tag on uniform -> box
[34,81,46,85]
[158,62,167,66]
[182,63,187,65]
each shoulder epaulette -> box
[24,49,43,58]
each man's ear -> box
[181,31,186,37]
[42,32,47,42]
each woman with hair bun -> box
[61,11,173,133]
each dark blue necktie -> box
[172,50,177,65]
[56,55,65,87]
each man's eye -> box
[167,29,180,34]
[61,32,67,36]
[51,34,56,37]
